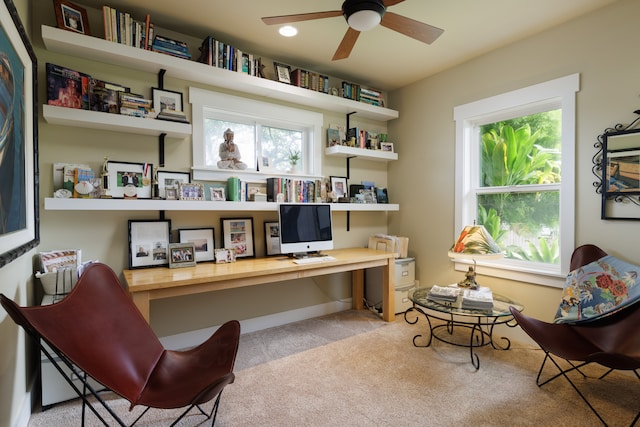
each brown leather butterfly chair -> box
[510,244,640,426]
[1,262,240,426]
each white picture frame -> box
[107,161,152,199]
[156,170,190,199]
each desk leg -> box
[382,260,395,322]
[131,292,151,324]
[352,270,364,311]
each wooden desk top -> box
[123,247,395,293]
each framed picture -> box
[0,0,39,268]
[179,227,214,262]
[330,176,348,199]
[152,87,183,113]
[221,218,255,258]
[107,161,153,198]
[214,248,236,263]
[165,188,177,200]
[210,187,226,201]
[264,221,281,256]
[168,242,196,269]
[157,170,190,199]
[128,220,171,269]
[380,142,394,152]
[274,62,291,84]
[53,0,90,35]
[178,182,204,200]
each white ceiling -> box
[88,0,618,91]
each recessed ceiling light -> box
[279,25,298,37]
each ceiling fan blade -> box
[380,11,444,44]
[383,0,405,6]
[262,10,342,26]
[332,28,361,61]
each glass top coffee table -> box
[405,286,523,369]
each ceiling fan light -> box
[347,10,381,31]
[343,0,385,31]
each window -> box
[190,87,323,182]
[453,74,579,287]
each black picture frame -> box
[274,62,291,84]
[178,227,214,262]
[264,221,280,256]
[0,0,39,268]
[221,218,255,258]
[128,220,171,269]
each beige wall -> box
[388,0,640,321]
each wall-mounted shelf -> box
[325,145,398,161]
[42,25,399,122]
[44,198,399,212]
[43,105,192,138]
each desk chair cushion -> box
[554,255,640,324]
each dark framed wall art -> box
[0,0,39,267]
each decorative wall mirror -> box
[593,112,640,220]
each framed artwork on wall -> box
[0,0,39,268]
[178,227,214,262]
[128,220,171,269]
[221,218,255,258]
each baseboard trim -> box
[159,299,353,350]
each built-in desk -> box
[123,247,397,323]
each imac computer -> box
[278,203,333,258]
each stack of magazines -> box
[427,285,459,303]
[461,288,494,310]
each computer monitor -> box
[278,203,333,257]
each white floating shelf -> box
[325,145,398,161]
[44,198,398,212]
[43,105,192,138]
[42,25,398,122]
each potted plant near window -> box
[288,150,301,173]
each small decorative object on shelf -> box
[288,149,300,173]
[177,182,204,201]
[217,128,247,170]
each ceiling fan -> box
[262,0,444,60]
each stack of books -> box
[156,109,189,123]
[359,87,385,107]
[151,35,191,60]
[427,286,459,304]
[461,288,494,311]
[119,93,154,118]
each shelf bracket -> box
[347,211,351,231]
[158,69,166,89]
[159,133,166,168]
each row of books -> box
[118,92,154,119]
[197,35,263,76]
[46,63,131,114]
[290,69,330,94]
[102,6,153,49]
[61,164,97,199]
[266,178,325,204]
[341,82,385,107]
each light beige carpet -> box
[28,310,639,426]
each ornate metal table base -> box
[404,304,518,370]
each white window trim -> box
[190,87,323,182]
[453,73,579,288]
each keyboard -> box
[292,256,336,265]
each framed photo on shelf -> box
[0,0,38,268]
[380,142,394,152]
[165,188,178,200]
[274,62,291,84]
[264,221,281,256]
[107,161,152,198]
[53,0,90,35]
[128,220,171,269]
[177,182,204,201]
[156,170,190,199]
[330,176,348,199]
[168,242,196,269]
[209,187,226,201]
[179,227,214,262]
[152,87,183,113]
[221,218,255,258]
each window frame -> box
[190,87,323,182]
[453,74,579,288]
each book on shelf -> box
[46,63,88,110]
[102,6,152,49]
[427,285,459,303]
